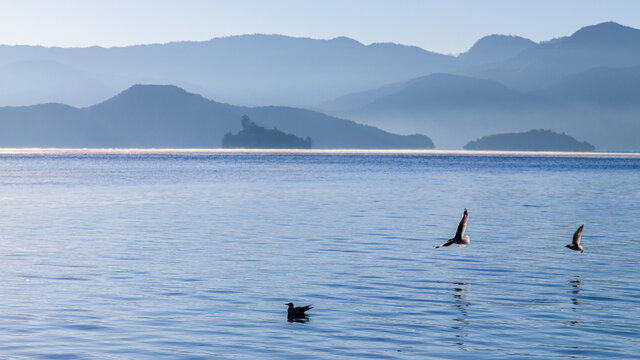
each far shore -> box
[0,148,639,158]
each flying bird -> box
[434,208,470,248]
[286,302,313,319]
[565,225,584,253]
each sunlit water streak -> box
[0,150,638,359]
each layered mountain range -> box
[319,22,640,151]
[0,21,638,150]
[0,85,433,148]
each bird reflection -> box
[287,316,310,323]
[569,275,583,309]
[568,320,582,327]
[563,276,584,328]
[571,298,581,306]
[451,282,470,350]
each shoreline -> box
[0,148,638,158]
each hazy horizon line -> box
[0,148,638,158]
[0,20,625,56]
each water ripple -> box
[0,152,638,358]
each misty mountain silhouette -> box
[565,21,640,46]
[1,21,639,151]
[0,34,455,108]
[472,21,640,90]
[320,73,547,117]
[541,65,640,107]
[457,34,536,66]
[319,69,640,151]
[358,73,543,113]
[0,21,637,110]
[464,129,595,151]
[318,21,640,152]
[0,85,434,149]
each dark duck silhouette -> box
[434,208,470,248]
[566,225,584,253]
[286,302,313,319]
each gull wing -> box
[291,305,313,316]
[438,238,457,248]
[454,208,468,240]
[294,305,312,312]
[572,225,584,245]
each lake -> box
[0,149,638,359]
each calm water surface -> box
[0,150,638,359]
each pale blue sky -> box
[1,0,639,54]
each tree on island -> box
[222,115,312,149]
[240,114,252,129]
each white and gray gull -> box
[434,208,470,248]
[565,225,585,253]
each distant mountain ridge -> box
[471,21,640,90]
[319,69,640,151]
[317,22,640,151]
[358,73,543,113]
[0,84,435,149]
[458,34,536,66]
[0,21,636,110]
[1,21,639,151]
[541,65,640,107]
[0,34,455,108]
[565,21,640,46]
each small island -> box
[222,115,312,149]
[464,129,595,151]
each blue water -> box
[0,150,638,359]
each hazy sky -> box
[1,0,639,54]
